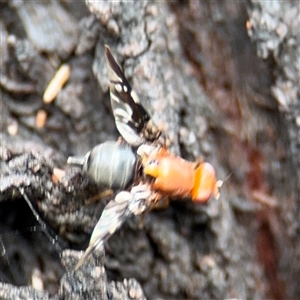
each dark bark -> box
[246,2,300,298]
[0,0,298,299]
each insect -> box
[74,46,221,269]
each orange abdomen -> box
[191,162,217,203]
[144,155,195,198]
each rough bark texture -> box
[246,2,300,298]
[0,0,299,299]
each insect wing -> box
[105,46,150,146]
[75,184,153,270]
[75,191,133,270]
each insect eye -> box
[144,159,160,178]
[148,159,159,166]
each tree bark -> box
[0,0,298,299]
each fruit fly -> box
[105,46,221,200]
[74,46,221,269]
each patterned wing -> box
[75,185,152,270]
[105,46,161,146]
[75,191,133,270]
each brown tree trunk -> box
[0,0,298,299]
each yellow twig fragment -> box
[43,64,71,103]
[35,109,47,128]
